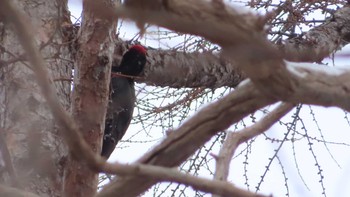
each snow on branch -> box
[285,61,350,111]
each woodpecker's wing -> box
[101,77,136,159]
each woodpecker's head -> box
[113,45,147,76]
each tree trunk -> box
[0,0,72,196]
[62,1,117,196]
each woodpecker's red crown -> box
[129,45,147,55]
[112,44,147,76]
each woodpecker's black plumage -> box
[101,45,146,159]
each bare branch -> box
[113,40,244,88]
[141,49,244,88]
[116,1,350,63]
[100,163,268,197]
[282,6,350,62]
[213,102,294,188]
[284,62,350,111]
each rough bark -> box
[0,0,71,196]
[113,40,245,88]
[281,6,350,62]
[141,50,244,88]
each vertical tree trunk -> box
[0,0,72,196]
[62,1,117,196]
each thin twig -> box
[213,102,294,194]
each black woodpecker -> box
[101,45,147,159]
